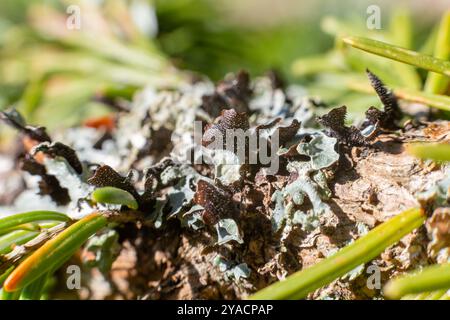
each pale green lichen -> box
[166,177,195,217]
[271,133,338,233]
[271,191,292,232]
[149,162,244,247]
[181,204,204,231]
[214,255,250,282]
[292,210,321,232]
[296,132,339,170]
[149,197,167,228]
[156,165,207,223]
[216,218,243,245]
[43,158,92,201]
[210,150,242,186]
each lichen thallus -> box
[0,66,443,300]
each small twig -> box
[0,222,68,274]
[342,36,450,76]
[0,209,144,277]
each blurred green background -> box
[0,0,447,133]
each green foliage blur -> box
[0,0,444,133]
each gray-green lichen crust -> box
[0,70,448,300]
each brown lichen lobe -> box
[97,123,447,300]
[2,71,448,300]
[80,71,449,299]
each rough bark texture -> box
[72,121,447,300]
[1,72,448,300]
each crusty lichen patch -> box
[0,71,448,300]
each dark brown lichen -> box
[33,142,83,174]
[316,106,369,147]
[20,154,70,205]
[201,70,252,117]
[88,165,141,203]
[0,108,51,142]
[202,109,250,149]
[365,69,402,130]
[193,180,236,225]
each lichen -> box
[214,255,250,282]
[216,218,243,245]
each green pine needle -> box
[424,11,450,94]
[406,143,450,162]
[0,230,40,255]
[384,263,450,299]
[91,187,139,210]
[342,36,450,77]
[0,211,69,235]
[249,207,425,300]
[2,213,107,292]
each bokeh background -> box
[0,0,448,134]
